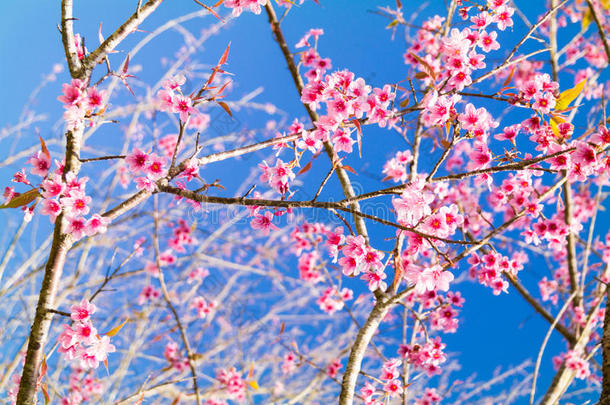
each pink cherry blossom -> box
[71,299,96,322]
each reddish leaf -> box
[0,188,40,209]
[122,54,130,75]
[171,395,181,405]
[390,255,403,292]
[122,78,136,97]
[192,0,224,21]
[502,64,516,88]
[214,80,232,98]
[217,101,232,117]
[213,0,224,6]
[409,52,436,80]
[297,160,312,176]
[39,136,50,160]
[41,383,50,405]
[40,355,48,379]
[279,322,285,335]
[342,165,357,175]
[219,42,231,66]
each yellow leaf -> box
[582,7,593,31]
[104,318,129,337]
[550,115,566,140]
[247,380,259,390]
[555,79,586,112]
[386,20,399,28]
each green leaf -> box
[0,188,40,209]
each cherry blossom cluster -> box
[405,264,455,296]
[338,235,388,292]
[382,150,413,183]
[12,152,111,239]
[317,286,353,314]
[156,74,196,120]
[467,251,525,295]
[359,359,406,404]
[137,284,160,305]
[259,159,295,195]
[204,400,228,405]
[381,359,404,398]
[514,73,559,114]
[57,299,116,370]
[168,218,197,252]
[223,0,267,16]
[289,222,386,302]
[406,1,513,92]
[390,180,464,296]
[191,296,217,318]
[392,177,463,233]
[289,221,331,256]
[60,368,104,405]
[297,250,323,283]
[326,359,342,378]
[125,147,168,192]
[164,340,190,372]
[399,336,447,377]
[414,388,442,405]
[428,291,465,334]
[554,350,591,380]
[249,202,285,236]
[488,171,543,222]
[58,79,106,131]
[296,29,398,152]
[495,117,608,183]
[223,0,309,15]
[216,367,247,402]
[281,352,298,375]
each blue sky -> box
[0,0,605,403]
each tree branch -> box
[81,0,165,73]
[264,1,369,241]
